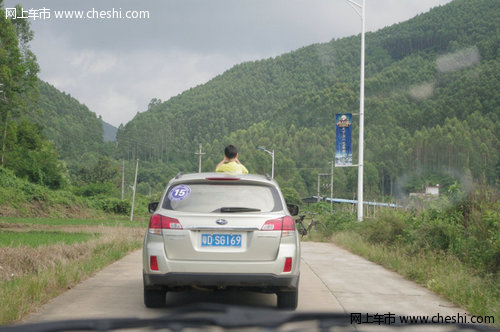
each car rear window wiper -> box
[217,207,261,213]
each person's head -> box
[224,145,238,159]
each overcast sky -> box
[4,0,452,127]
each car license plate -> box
[201,233,242,247]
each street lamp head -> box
[257,147,272,155]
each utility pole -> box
[194,143,205,173]
[330,161,334,208]
[130,159,139,222]
[121,159,125,200]
[317,173,329,203]
[317,174,321,203]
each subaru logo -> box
[215,219,228,225]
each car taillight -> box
[162,217,183,229]
[261,217,295,234]
[148,214,182,234]
[150,256,159,271]
[149,214,163,230]
[283,257,292,272]
[282,216,295,231]
[261,218,283,231]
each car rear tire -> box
[144,287,167,308]
[277,289,298,310]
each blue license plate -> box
[201,233,242,247]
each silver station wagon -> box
[143,172,301,309]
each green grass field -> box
[0,217,144,324]
[0,217,146,227]
[0,230,97,248]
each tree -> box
[281,187,302,206]
[73,156,119,184]
[0,4,39,166]
[4,120,67,189]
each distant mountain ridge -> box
[102,120,117,142]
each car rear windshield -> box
[162,182,283,213]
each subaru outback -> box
[143,172,300,309]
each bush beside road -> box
[301,187,499,326]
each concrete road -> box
[23,242,467,328]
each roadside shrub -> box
[477,208,500,275]
[361,211,407,245]
[90,197,130,215]
[20,182,49,202]
[358,189,500,276]
[307,202,335,215]
[407,214,463,252]
[0,168,45,202]
[448,201,500,275]
[323,210,357,231]
[72,182,116,197]
[46,189,83,207]
[328,187,499,321]
[0,167,19,188]
[0,166,139,218]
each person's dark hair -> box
[224,145,238,159]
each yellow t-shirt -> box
[215,161,249,174]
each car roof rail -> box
[265,173,272,180]
[175,172,183,179]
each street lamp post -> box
[345,0,365,222]
[329,161,334,209]
[257,146,274,179]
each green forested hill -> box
[32,80,104,160]
[116,0,499,197]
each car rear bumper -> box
[144,272,299,290]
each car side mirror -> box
[148,202,159,214]
[287,204,299,216]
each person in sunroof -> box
[215,145,249,174]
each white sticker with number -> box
[168,185,191,201]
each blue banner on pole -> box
[335,114,352,166]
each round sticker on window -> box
[168,185,191,201]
